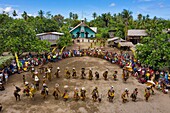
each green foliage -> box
[0,19,50,56]
[136,34,170,70]
[57,25,72,48]
[0,55,14,68]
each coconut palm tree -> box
[12,10,18,18]
[101,13,111,27]
[92,12,97,20]
[138,14,142,21]
[73,13,78,20]
[46,11,52,19]
[38,10,44,19]
[121,9,133,38]
[21,11,28,20]
[69,12,73,19]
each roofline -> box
[69,22,96,33]
[36,32,64,36]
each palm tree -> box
[146,14,150,21]
[92,12,97,20]
[46,11,52,19]
[69,12,73,19]
[73,13,78,20]
[12,10,18,18]
[101,13,111,27]
[38,10,44,19]
[121,9,133,39]
[22,11,28,20]
[138,14,142,21]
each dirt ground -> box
[1,42,170,113]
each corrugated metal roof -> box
[107,37,119,42]
[114,39,126,43]
[36,32,64,36]
[128,29,147,36]
[69,21,97,33]
[90,27,97,33]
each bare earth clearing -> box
[1,42,170,113]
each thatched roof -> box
[128,29,148,36]
[118,41,134,47]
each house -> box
[118,41,134,50]
[127,29,148,44]
[69,20,97,38]
[107,37,119,47]
[108,30,116,38]
[36,32,64,46]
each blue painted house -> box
[69,20,97,38]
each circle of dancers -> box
[12,65,155,103]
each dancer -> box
[13,84,21,101]
[53,83,60,99]
[41,83,48,99]
[113,71,118,81]
[81,68,86,79]
[121,88,129,103]
[62,85,69,101]
[73,87,80,101]
[89,68,93,80]
[144,86,151,102]
[54,67,60,78]
[92,87,99,102]
[103,69,108,80]
[72,68,77,78]
[65,68,71,79]
[80,87,86,101]
[108,86,115,102]
[130,88,138,101]
[95,71,99,80]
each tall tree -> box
[69,12,73,19]
[0,19,50,56]
[21,11,28,20]
[136,34,170,70]
[92,12,97,20]
[52,14,64,27]
[38,10,44,19]
[73,13,78,20]
[12,10,18,18]
[46,11,52,19]
[101,13,111,27]
[138,14,142,21]
[121,9,133,38]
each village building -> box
[127,29,148,44]
[69,20,97,39]
[36,32,64,46]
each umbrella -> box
[146,80,155,86]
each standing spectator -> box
[4,72,8,84]
[0,70,3,83]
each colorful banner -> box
[52,47,57,53]
[59,46,65,55]
[15,52,20,70]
